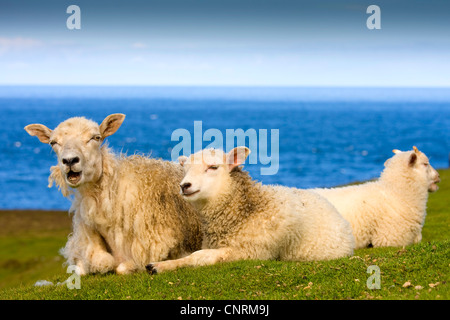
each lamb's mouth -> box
[432,177,441,186]
[429,180,440,192]
[182,190,200,197]
[67,170,82,185]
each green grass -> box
[0,210,71,291]
[1,241,448,300]
[0,170,449,300]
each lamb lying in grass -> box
[25,114,202,275]
[146,147,354,274]
[312,146,440,249]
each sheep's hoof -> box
[145,264,157,275]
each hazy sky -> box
[1,0,449,86]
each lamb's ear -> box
[409,152,417,167]
[226,147,251,171]
[178,155,188,167]
[48,165,72,197]
[100,113,126,138]
[392,149,401,154]
[24,124,52,144]
[413,146,421,154]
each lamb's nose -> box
[180,182,192,193]
[62,156,80,167]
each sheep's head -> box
[178,147,251,206]
[25,114,125,191]
[385,146,440,193]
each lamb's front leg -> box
[146,248,233,274]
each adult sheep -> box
[311,146,440,249]
[146,147,354,274]
[25,114,202,275]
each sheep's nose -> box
[180,182,192,193]
[62,156,80,167]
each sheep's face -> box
[413,152,440,193]
[25,114,125,189]
[389,147,440,193]
[178,147,251,205]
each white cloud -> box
[132,42,148,49]
[0,37,43,55]
[6,61,29,69]
[0,37,42,48]
[130,55,146,63]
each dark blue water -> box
[1,86,449,210]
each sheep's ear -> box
[409,152,417,167]
[226,147,251,170]
[178,155,188,167]
[24,124,52,144]
[392,149,401,154]
[100,113,126,138]
[413,146,421,154]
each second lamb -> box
[146,147,354,274]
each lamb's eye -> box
[91,135,101,142]
[49,140,58,147]
[207,165,219,171]
[423,163,429,167]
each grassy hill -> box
[0,169,448,300]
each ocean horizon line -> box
[1,85,450,102]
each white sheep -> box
[25,114,202,275]
[311,146,440,249]
[146,147,354,274]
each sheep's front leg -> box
[146,248,232,274]
[62,222,115,275]
[64,203,116,274]
[116,260,137,275]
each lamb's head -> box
[178,147,251,206]
[384,146,440,193]
[25,114,125,190]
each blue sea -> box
[1,86,449,210]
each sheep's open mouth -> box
[67,170,82,184]
[183,190,200,197]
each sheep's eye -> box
[423,163,429,167]
[49,140,58,147]
[207,165,219,171]
[91,135,101,142]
